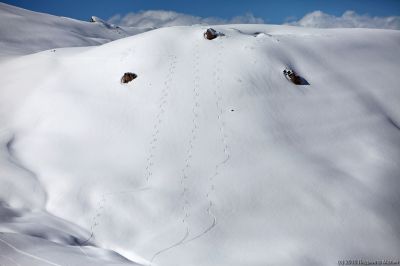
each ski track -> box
[151,40,202,263]
[77,245,90,259]
[182,37,231,245]
[0,254,22,266]
[151,35,233,261]
[149,228,189,265]
[0,235,62,266]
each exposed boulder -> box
[204,28,220,40]
[121,72,137,84]
[90,16,120,29]
[90,16,102,23]
[283,69,309,85]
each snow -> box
[0,3,152,59]
[1,4,400,266]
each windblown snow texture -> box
[0,3,400,266]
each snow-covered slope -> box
[0,2,152,58]
[1,19,400,266]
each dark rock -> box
[121,72,137,84]
[283,69,309,85]
[204,28,218,40]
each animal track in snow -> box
[78,194,106,246]
[78,54,178,255]
[151,41,202,263]
[183,37,231,245]
[144,54,177,185]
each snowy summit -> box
[0,2,400,266]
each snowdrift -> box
[0,9,400,266]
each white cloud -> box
[108,10,264,28]
[109,10,399,30]
[287,10,400,30]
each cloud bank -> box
[288,10,400,30]
[109,10,400,30]
[108,10,264,28]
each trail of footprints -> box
[152,36,232,261]
[145,54,177,185]
[82,34,232,262]
[79,54,177,248]
[79,195,106,245]
[183,38,231,244]
[207,38,231,222]
[150,41,202,262]
[181,41,201,233]
[6,30,281,265]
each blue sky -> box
[3,0,400,24]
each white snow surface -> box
[0,2,152,58]
[0,5,400,266]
